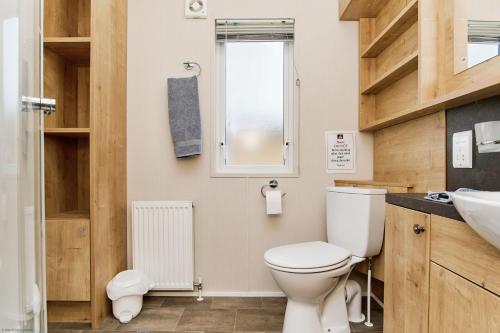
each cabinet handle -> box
[413,224,425,235]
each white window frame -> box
[212,41,298,177]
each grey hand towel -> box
[167,76,202,157]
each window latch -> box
[219,140,227,163]
[283,141,290,163]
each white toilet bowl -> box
[264,187,386,333]
[265,241,364,333]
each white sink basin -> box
[451,191,500,250]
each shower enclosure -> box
[0,1,47,333]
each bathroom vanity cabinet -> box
[384,204,500,333]
[43,0,127,328]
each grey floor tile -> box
[234,308,284,332]
[175,309,236,332]
[261,297,287,312]
[144,296,167,308]
[117,307,184,331]
[92,316,120,331]
[48,323,91,330]
[48,329,84,333]
[350,309,383,332]
[162,296,212,310]
[211,297,261,310]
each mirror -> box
[454,0,500,74]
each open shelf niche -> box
[358,0,420,131]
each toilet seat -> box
[264,241,351,273]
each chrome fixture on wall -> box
[475,121,500,153]
[183,61,202,77]
[260,179,286,198]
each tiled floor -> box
[48,296,383,333]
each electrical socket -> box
[453,130,473,168]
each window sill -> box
[210,171,300,178]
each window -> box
[214,19,297,175]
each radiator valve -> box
[194,277,204,302]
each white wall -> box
[127,0,373,294]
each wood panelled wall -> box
[374,112,446,192]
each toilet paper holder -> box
[260,180,287,198]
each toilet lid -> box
[264,241,351,270]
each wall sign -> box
[325,131,356,173]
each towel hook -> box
[261,179,286,198]
[183,61,202,77]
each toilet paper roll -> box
[266,191,282,215]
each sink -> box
[451,191,500,250]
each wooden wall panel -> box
[89,0,128,326]
[374,70,418,119]
[374,111,446,192]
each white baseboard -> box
[147,290,285,298]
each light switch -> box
[453,130,473,168]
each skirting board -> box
[147,291,286,298]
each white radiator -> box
[132,201,194,290]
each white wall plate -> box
[452,130,473,169]
[185,0,207,19]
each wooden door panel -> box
[384,204,430,333]
[429,263,500,333]
[46,218,90,301]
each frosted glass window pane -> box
[225,42,284,165]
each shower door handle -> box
[21,96,56,115]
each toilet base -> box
[283,299,324,333]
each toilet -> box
[264,187,386,333]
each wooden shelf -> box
[361,0,418,58]
[362,51,418,94]
[46,210,90,221]
[45,128,90,137]
[335,180,414,189]
[360,76,500,131]
[44,37,91,64]
[339,0,390,20]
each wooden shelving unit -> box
[43,0,127,328]
[44,37,91,64]
[45,127,90,137]
[357,0,420,131]
[362,51,418,94]
[339,0,390,20]
[360,76,500,131]
[334,179,414,190]
[46,209,90,220]
[361,0,418,58]
[343,0,500,132]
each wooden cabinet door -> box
[429,263,500,333]
[46,218,90,301]
[384,204,431,333]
